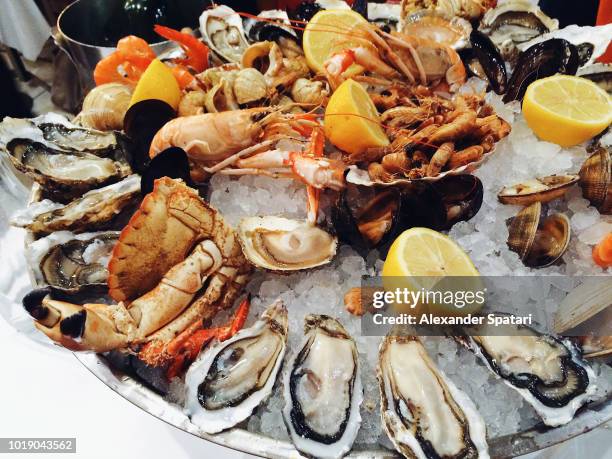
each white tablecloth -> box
[0,0,50,60]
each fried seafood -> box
[24,178,251,372]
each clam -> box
[184,300,288,434]
[503,38,579,102]
[480,0,558,64]
[76,83,133,131]
[238,216,337,271]
[579,147,611,215]
[26,231,119,294]
[11,175,141,236]
[507,202,571,268]
[199,5,249,63]
[498,174,579,206]
[469,30,507,94]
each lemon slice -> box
[523,75,612,147]
[382,228,482,316]
[324,79,389,154]
[130,59,181,110]
[303,9,367,76]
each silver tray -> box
[1,158,611,459]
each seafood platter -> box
[1,0,612,457]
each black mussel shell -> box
[105,350,169,394]
[123,99,176,173]
[431,175,484,230]
[504,39,579,102]
[576,43,594,67]
[351,0,367,18]
[141,147,193,195]
[250,21,299,45]
[470,30,507,95]
[289,1,322,25]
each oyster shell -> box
[498,174,579,206]
[283,315,362,459]
[238,216,337,271]
[199,5,249,63]
[184,300,288,434]
[26,231,119,294]
[579,146,611,214]
[480,0,559,63]
[457,319,596,426]
[378,334,489,459]
[507,202,571,268]
[11,175,140,236]
[578,63,612,94]
[401,13,472,49]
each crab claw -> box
[164,295,251,379]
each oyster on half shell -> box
[199,5,249,63]
[11,175,140,236]
[238,216,337,271]
[184,300,288,434]
[283,315,362,459]
[378,334,489,459]
[26,231,119,294]
[457,319,596,426]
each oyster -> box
[11,175,140,236]
[26,231,119,294]
[498,174,579,206]
[507,202,570,268]
[457,320,596,426]
[579,146,611,214]
[283,315,362,459]
[199,5,249,63]
[401,13,472,49]
[578,63,612,94]
[238,216,337,271]
[184,300,288,434]
[378,334,489,459]
[479,0,558,63]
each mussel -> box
[469,30,507,94]
[503,38,579,102]
[498,174,579,206]
[579,147,611,215]
[507,202,570,268]
[332,175,483,253]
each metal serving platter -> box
[1,154,611,458]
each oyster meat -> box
[238,216,337,271]
[11,174,140,235]
[457,320,596,426]
[200,5,249,63]
[378,334,489,459]
[26,231,119,294]
[283,315,362,459]
[184,300,288,434]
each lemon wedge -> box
[129,59,181,110]
[523,75,612,147]
[302,9,367,76]
[324,79,389,154]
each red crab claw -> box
[154,25,209,73]
[164,295,251,380]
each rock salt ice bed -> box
[204,82,612,446]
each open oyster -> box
[26,231,119,294]
[457,319,596,426]
[378,334,489,459]
[238,216,337,271]
[479,0,558,63]
[498,174,579,206]
[283,315,362,459]
[184,300,288,434]
[199,5,249,63]
[11,175,140,236]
